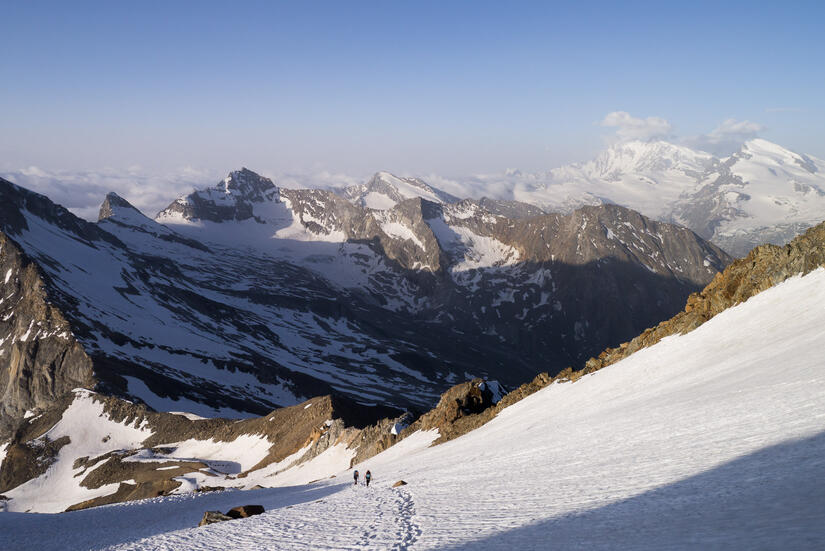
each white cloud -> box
[707,118,765,141]
[600,111,673,142]
[0,167,220,221]
[0,166,373,222]
[274,170,363,191]
[686,118,765,155]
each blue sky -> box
[1,0,823,177]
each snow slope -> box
[343,171,459,210]
[3,267,824,549]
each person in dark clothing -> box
[365,470,372,487]
[353,470,359,485]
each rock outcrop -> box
[0,233,96,437]
[226,505,265,519]
[583,217,825,372]
[0,172,731,439]
[199,511,234,526]
[0,389,402,512]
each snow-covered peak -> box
[97,192,145,223]
[582,140,714,179]
[219,168,278,200]
[736,139,821,173]
[155,168,280,224]
[343,171,459,210]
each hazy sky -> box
[2,0,824,180]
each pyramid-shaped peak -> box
[364,171,459,205]
[98,192,143,222]
[221,168,277,199]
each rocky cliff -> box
[0,233,96,436]
[583,216,825,372]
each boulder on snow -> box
[198,511,234,526]
[392,480,407,487]
[226,504,265,519]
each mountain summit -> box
[511,139,825,256]
[0,172,729,437]
[156,168,279,224]
[342,171,460,210]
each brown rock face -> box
[400,379,507,445]
[392,480,407,487]
[0,233,96,438]
[0,389,404,511]
[199,511,234,527]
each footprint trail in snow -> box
[106,484,420,551]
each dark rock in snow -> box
[226,504,265,519]
[198,511,234,527]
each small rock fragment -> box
[226,504,265,519]
[198,511,233,527]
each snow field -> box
[2,268,825,549]
[4,390,153,514]
[109,484,420,551]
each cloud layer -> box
[687,118,765,155]
[600,111,673,141]
[0,113,781,222]
[0,167,219,221]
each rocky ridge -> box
[0,171,731,439]
[582,217,825,372]
[0,233,96,436]
[514,139,825,257]
[0,388,402,512]
[5,202,822,514]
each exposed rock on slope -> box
[0,234,95,436]
[341,171,459,209]
[1,171,729,439]
[0,389,402,512]
[584,217,825,372]
[513,139,825,257]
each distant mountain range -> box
[504,138,825,257]
[0,169,729,435]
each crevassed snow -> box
[3,269,825,549]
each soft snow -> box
[363,191,397,210]
[125,435,272,475]
[3,269,825,548]
[4,390,153,513]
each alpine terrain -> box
[1,212,824,549]
[505,138,825,256]
[0,170,728,438]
